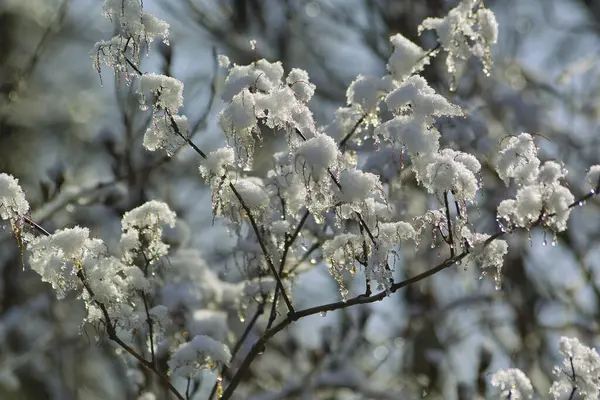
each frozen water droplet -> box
[542,240,547,247]
[320,311,327,317]
[310,258,317,264]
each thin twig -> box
[339,114,366,150]
[167,111,207,158]
[267,210,310,329]
[229,184,295,314]
[141,292,156,367]
[568,357,578,400]
[208,301,265,400]
[444,191,455,257]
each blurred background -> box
[1,0,600,399]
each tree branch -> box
[229,184,295,315]
[220,251,467,399]
[444,191,455,257]
[22,217,185,400]
[339,114,366,151]
[208,301,266,400]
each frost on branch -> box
[168,335,231,378]
[295,134,339,180]
[200,147,236,180]
[26,226,143,323]
[143,114,189,155]
[419,0,498,85]
[254,87,312,133]
[324,106,364,143]
[366,221,417,290]
[495,133,540,186]
[322,233,363,297]
[199,147,237,214]
[346,75,394,115]
[218,54,231,68]
[136,73,188,155]
[416,149,482,202]
[550,337,600,399]
[496,134,575,232]
[209,177,271,224]
[286,68,316,103]
[538,160,566,186]
[335,170,387,231]
[385,75,462,117]
[375,76,461,159]
[338,170,383,204]
[92,36,132,80]
[498,184,574,232]
[120,201,177,265]
[497,159,574,232]
[232,179,270,213]
[103,0,169,45]
[222,59,284,102]
[295,134,340,216]
[322,220,416,297]
[27,226,94,299]
[139,73,184,113]
[0,173,29,225]
[94,1,169,80]
[490,368,534,399]
[461,227,508,289]
[387,34,429,82]
[219,59,317,169]
[220,89,258,166]
[587,165,600,191]
[265,152,307,220]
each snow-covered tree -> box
[2,1,600,399]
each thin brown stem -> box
[208,301,265,400]
[167,111,207,158]
[339,114,366,150]
[141,292,156,367]
[444,191,455,257]
[229,183,295,314]
[267,210,310,329]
